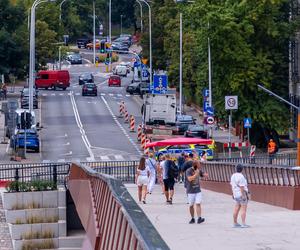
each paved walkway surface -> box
[126,183,300,250]
[0,190,13,250]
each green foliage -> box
[5,180,57,193]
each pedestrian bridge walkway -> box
[126,183,300,250]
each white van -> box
[14,109,38,134]
[113,65,128,77]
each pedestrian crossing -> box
[61,64,93,69]
[41,92,132,97]
[42,154,139,163]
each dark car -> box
[175,115,196,134]
[79,73,94,85]
[113,37,131,47]
[77,38,92,49]
[20,88,38,109]
[11,129,40,152]
[82,83,97,96]
[185,124,208,138]
[126,82,149,95]
[69,54,82,64]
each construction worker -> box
[267,139,277,164]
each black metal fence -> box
[203,162,300,187]
[214,153,297,167]
[0,163,71,186]
[82,161,138,183]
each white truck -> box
[142,93,176,125]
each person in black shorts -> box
[162,155,176,204]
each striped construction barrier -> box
[130,115,135,132]
[144,139,150,155]
[250,145,256,157]
[223,142,250,148]
[119,103,124,117]
[141,133,146,149]
[124,110,129,123]
[137,124,142,142]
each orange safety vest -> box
[268,141,276,154]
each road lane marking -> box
[101,96,142,155]
[83,58,92,64]
[109,93,114,96]
[115,155,124,161]
[100,155,110,161]
[62,142,70,146]
[60,151,72,156]
[70,91,95,161]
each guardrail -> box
[68,163,169,250]
[0,163,71,186]
[202,162,300,186]
[214,153,297,166]
[82,161,138,183]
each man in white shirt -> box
[230,164,250,228]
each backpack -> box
[167,160,179,179]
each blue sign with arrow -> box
[244,118,252,128]
[206,106,214,116]
[152,75,168,94]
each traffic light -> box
[100,41,106,53]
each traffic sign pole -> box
[229,110,232,158]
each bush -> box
[96,53,119,63]
[22,239,55,250]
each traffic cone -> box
[130,115,135,132]
[124,110,129,123]
[122,101,126,115]
[119,103,124,118]
[137,124,142,142]
[144,139,150,155]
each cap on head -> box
[236,164,243,173]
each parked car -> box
[108,75,121,87]
[35,70,70,90]
[69,53,82,64]
[20,88,38,109]
[79,73,94,85]
[119,61,131,73]
[111,42,129,53]
[185,124,208,138]
[65,52,76,61]
[114,37,131,47]
[82,83,97,96]
[11,129,40,152]
[77,38,92,48]
[175,115,196,134]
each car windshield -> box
[110,76,120,80]
[72,54,81,59]
[189,125,205,131]
[22,89,37,96]
[194,145,209,150]
[81,74,92,79]
[85,84,95,88]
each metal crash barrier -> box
[68,163,169,250]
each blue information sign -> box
[152,75,168,94]
[206,106,214,116]
[244,118,252,128]
[202,89,209,97]
[203,101,209,113]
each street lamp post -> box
[140,0,152,84]
[120,14,123,35]
[93,0,96,65]
[29,0,55,114]
[179,13,183,115]
[136,0,143,33]
[59,0,67,25]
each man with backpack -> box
[186,160,208,224]
[163,155,179,204]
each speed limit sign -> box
[225,96,238,110]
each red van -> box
[35,70,70,90]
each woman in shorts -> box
[136,157,150,204]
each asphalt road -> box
[40,55,143,163]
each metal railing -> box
[83,161,138,183]
[214,153,297,166]
[0,163,71,186]
[68,163,169,250]
[202,162,300,186]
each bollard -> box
[137,124,142,142]
[119,103,124,118]
[141,133,146,149]
[130,115,135,132]
[144,139,150,155]
[121,101,126,115]
[124,110,129,123]
[53,165,57,186]
[14,168,19,192]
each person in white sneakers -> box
[146,153,158,194]
[136,157,150,204]
[230,164,250,228]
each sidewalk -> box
[126,183,300,250]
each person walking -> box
[267,139,277,164]
[163,154,178,204]
[1,83,7,100]
[230,164,250,228]
[146,152,157,194]
[186,160,208,224]
[158,155,166,194]
[136,157,150,204]
[200,151,207,163]
[177,152,186,183]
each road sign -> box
[203,89,209,97]
[244,118,252,128]
[206,106,214,116]
[203,101,210,113]
[153,75,168,94]
[225,96,238,110]
[133,61,140,68]
[206,116,215,125]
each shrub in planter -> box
[21,239,55,250]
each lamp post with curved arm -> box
[136,0,143,33]
[59,0,67,25]
[139,0,152,84]
[29,0,56,113]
